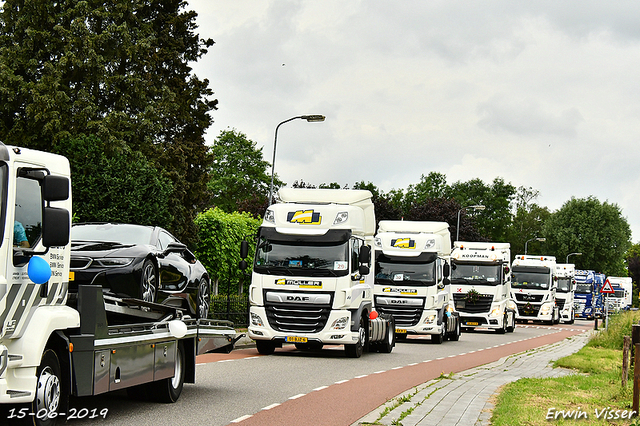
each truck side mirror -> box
[43,175,70,201]
[239,259,248,271]
[240,240,249,259]
[358,245,371,276]
[443,263,450,277]
[42,207,70,247]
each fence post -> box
[632,325,640,366]
[634,343,640,413]
[623,336,631,387]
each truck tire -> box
[345,316,366,358]
[377,320,396,353]
[30,349,65,426]
[497,314,507,334]
[151,342,185,403]
[506,312,516,333]
[256,340,276,355]
[449,318,461,342]
[432,319,446,344]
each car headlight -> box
[95,258,134,267]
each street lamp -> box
[524,237,546,255]
[268,115,326,205]
[566,252,582,263]
[456,205,485,241]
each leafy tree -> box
[56,135,173,227]
[625,244,640,307]
[354,181,402,224]
[208,129,279,214]
[505,186,551,256]
[544,197,631,275]
[0,0,216,245]
[403,172,449,213]
[405,198,484,244]
[195,208,261,295]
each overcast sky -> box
[187,1,640,242]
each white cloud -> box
[187,0,640,242]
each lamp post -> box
[456,205,485,241]
[524,237,546,255]
[268,115,325,205]
[566,252,582,264]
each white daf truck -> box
[606,276,633,312]
[554,263,576,324]
[0,143,238,425]
[372,221,460,343]
[450,242,515,333]
[511,255,560,324]
[242,188,395,358]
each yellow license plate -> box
[69,271,75,281]
[466,322,479,326]
[285,336,307,343]
[395,328,407,334]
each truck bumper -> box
[395,310,444,336]
[248,307,359,346]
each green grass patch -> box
[492,311,640,425]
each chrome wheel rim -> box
[141,262,156,303]
[36,366,60,415]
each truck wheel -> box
[151,342,185,403]
[432,319,445,344]
[31,349,65,426]
[449,319,461,341]
[497,314,507,334]
[506,312,516,332]
[140,260,157,303]
[378,321,396,353]
[256,340,276,355]
[345,317,366,358]
[196,277,210,319]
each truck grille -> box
[264,303,332,333]
[375,305,423,327]
[452,293,493,314]
[556,299,566,309]
[516,302,541,317]
[514,293,544,303]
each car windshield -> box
[374,252,436,287]
[557,278,572,293]
[71,224,153,245]
[451,263,501,285]
[512,269,550,290]
[575,283,593,294]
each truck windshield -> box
[253,228,351,277]
[557,278,572,293]
[451,263,501,285]
[374,252,436,287]
[575,283,593,294]
[512,268,550,290]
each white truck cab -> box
[511,255,560,325]
[372,221,460,344]
[450,242,516,333]
[554,263,576,324]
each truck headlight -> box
[490,307,503,317]
[331,317,349,330]
[507,300,517,311]
[540,305,551,314]
[250,312,264,327]
[424,314,436,324]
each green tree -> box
[208,129,279,214]
[505,186,551,256]
[353,181,402,224]
[405,198,484,244]
[544,197,631,275]
[55,135,173,227]
[625,243,640,307]
[0,0,216,245]
[195,208,261,295]
[403,172,449,214]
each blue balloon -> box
[28,256,52,284]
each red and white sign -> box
[600,279,615,294]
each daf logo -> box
[390,299,408,304]
[287,210,321,224]
[286,295,310,302]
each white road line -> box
[262,403,280,411]
[230,415,252,423]
[355,374,369,379]
[335,379,349,384]
[289,394,306,400]
[313,386,329,391]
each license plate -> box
[69,271,75,281]
[285,336,307,343]
[395,328,407,334]
[466,321,479,326]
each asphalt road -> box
[60,320,592,426]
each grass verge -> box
[491,311,640,425]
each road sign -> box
[600,279,615,294]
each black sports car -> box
[69,223,211,319]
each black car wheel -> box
[197,278,210,319]
[140,260,157,303]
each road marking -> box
[374,370,386,374]
[392,366,403,370]
[289,394,306,400]
[230,415,252,423]
[314,385,329,391]
[335,379,349,384]
[355,374,369,379]
[262,403,280,410]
